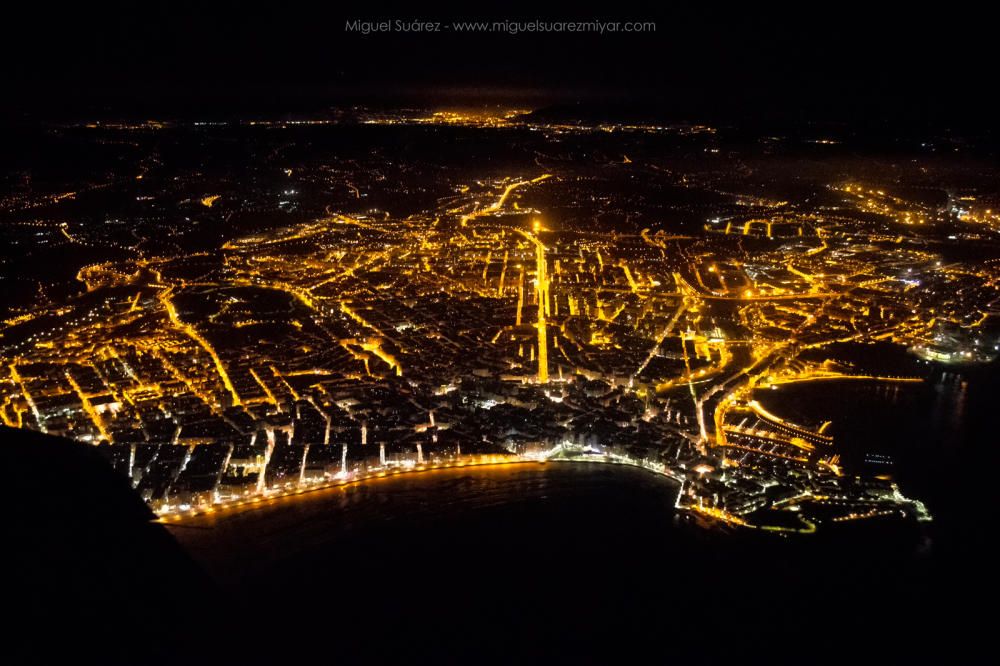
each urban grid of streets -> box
[8,109,998,531]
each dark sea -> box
[165,375,994,666]
[757,350,999,587]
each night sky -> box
[4,3,995,126]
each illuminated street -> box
[4,106,988,530]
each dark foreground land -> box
[6,427,989,665]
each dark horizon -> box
[4,3,996,129]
